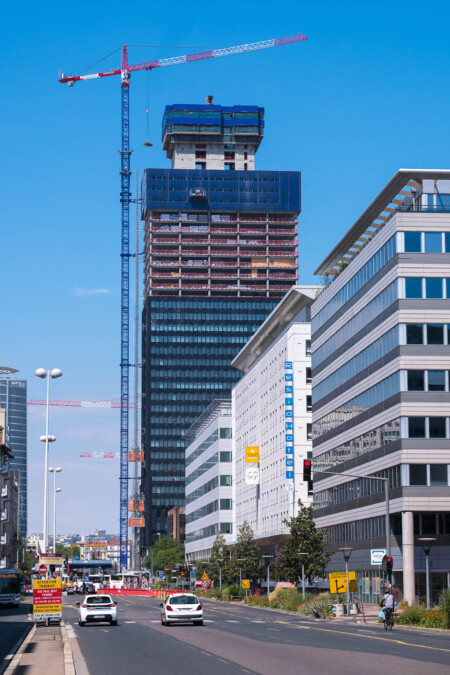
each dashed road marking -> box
[125,621,136,624]
[226,620,240,623]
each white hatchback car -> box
[77,594,118,626]
[160,593,203,626]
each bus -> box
[0,569,21,607]
[109,571,148,589]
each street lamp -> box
[236,559,245,592]
[298,553,308,600]
[262,556,273,597]
[417,537,436,609]
[339,547,353,609]
[49,467,62,553]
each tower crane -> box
[59,32,307,571]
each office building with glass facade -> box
[311,170,450,605]
[0,370,27,538]
[140,102,301,547]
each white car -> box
[160,593,203,626]
[77,594,118,626]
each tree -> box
[230,522,263,584]
[277,500,332,584]
[144,536,184,574]
[209,531,231,584]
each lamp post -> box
[262,556,272,597]
[49,467,62,553]
[339,547,353,609]
[35,368,62,555]
[236,558,245,592]
[417,537,436,609]
[298,553,308,600]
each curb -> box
[61,621,76,675]
[2,623,36,675]
[203,597,319,621]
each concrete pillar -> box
[402,511,415,605]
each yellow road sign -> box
[241,579,250,589]
[201,572,209,581]
[328,571,357,594]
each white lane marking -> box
[151,620,160,623]
[125,621,136,624]
[251,620,266,623]
[226,620,240,623]
[267,628,281,631]
[204,620,214,623]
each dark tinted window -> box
[168,595,198,605]
[404,232,421,252]
[445,232,450,253]
[425,278,443,299]
[410,464,427,485]
[406,324,423,344]
[219,428,232,439]
[408,417,425,438]
[430,465,448,486]
[428,371,446,391]
[429,417,446,438]
[427,324,444,344]
[405,278,422,298]
[407,370,424,391]
[421,514,437,535]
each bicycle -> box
[383,607,394,631]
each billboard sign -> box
[33,579,62,621]
[245,467,260,485]
[245,446,259,463]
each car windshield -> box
[86,596,112,605]
[168,596,198,605]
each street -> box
[58,595,450,675]
[0,603,32,673]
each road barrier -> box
[96,587,189,599]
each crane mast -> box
[59,32,307,571]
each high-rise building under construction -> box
[141,101,300,547]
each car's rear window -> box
[86,596,112,605]
[168,596,198,605]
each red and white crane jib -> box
[27,399,135,409]
[58,33,307,85]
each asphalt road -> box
[62,594,450,675]
[0,601,32,673]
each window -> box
[195,162,206,170]
[220,451,232,462]
[306,367,312,384]
[446,233,450,253]
[307,424,313,441]
[407,370,424,391]
[429,417,446,438]
[425,232,442,253]
[305,340,311,356]
[219,428,232,439]
[220,499,232,510]
[406,324,423,344]
[404,232,421,252]
[409,464,427,485]
[421,514,437,535]
[427,324,444,345]
[428,371,445,391]
[405,278,422,298]
[425,278,443,299]
[306,396,312,412]
[220,475,232,486]
[408,417,426,438]
[430,465,448,486]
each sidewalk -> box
[4,622,74,675]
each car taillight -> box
[82,604,88,608]
[196,604,202,611]
[109,604,115,607]
[166,605,173,612]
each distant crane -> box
[59,32,307,570]
[28,398,136,409]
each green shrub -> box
[420,609,447,629]
[244,595,271,607]
[212,587,223,601]
[440,589,450,629]
[395,605,426,625]
[226,585,244,599]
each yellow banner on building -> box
[245,446,259,463]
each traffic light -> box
[382,555,393,579]
[303,459,312,482]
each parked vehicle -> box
[77,594,118,626]
[160,593,203,626]
[0,569,21,607]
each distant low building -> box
[167,506,185,543]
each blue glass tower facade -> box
[141,103,300,547]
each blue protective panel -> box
[142,169,301,214]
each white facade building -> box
[184,400,234,562]
[231,286,319,551]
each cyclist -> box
[380,589,394,629]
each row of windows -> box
[186,430,218,467]
[150,371,241,382]
[149,313,272,322]
[408,417,450,439]
[185,522,232,543]
[315,466,401,510]
[185,451,232,486]
[149,417,196,425]
[146,347,240,356]
[404,231,450,253]
[149,300,277,310]
[151,382,235,390]
[149,463,184,472]
[407,370,450,391]
[150,358,238,367]
[409,464,449,486]
[324,512,450,543]
[186,476,218,504]
[312,326,399,404]
[312,282,397,369]
[314,419,401,473]
[406,323,450,345]
[312,236,396,332]
[150,335,249,344]
[149,484,185,492]
[148,451,185,459]
[150,324,262,333]
[149,441,185,449]
[403,276,450,299]
[186,498,233,525]
[150,498,185,507]
[314,372,400,439]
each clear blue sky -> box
[2,0,449,534]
